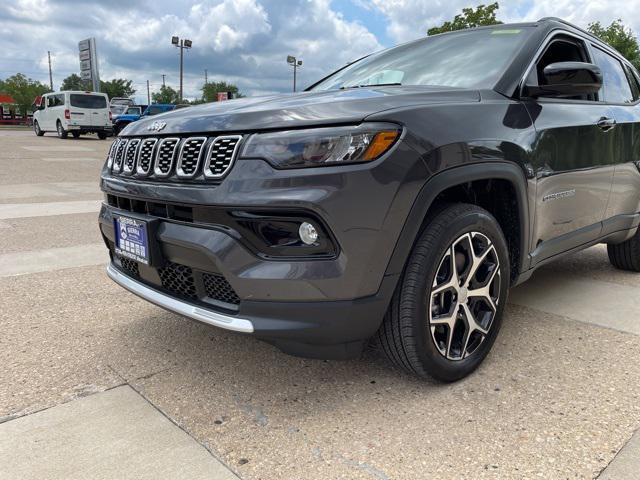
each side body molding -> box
[384,162,532,285]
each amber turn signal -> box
[363,130,400,161]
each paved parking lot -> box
[1,128,639,479]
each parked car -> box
[33,91,112,139]
[99,18,640,381]
[109,97,134,118]
[112,104,176,135]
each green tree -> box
[152,85,180,104]
[61,73,89,91]
[2,73,51,114]
[201,81,243,102]
[588,19,640,70]
[100,78,136,99]
[427,3,502,36]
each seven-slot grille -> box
[204,136,242,178]
[177,137,207,177]
[107,135,243,182]
[136,138,158,175]
[122,139,140,174]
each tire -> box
[56,121,68,139]
[97,131,108,140]
[376,203,510,382]
[71,131,81,139]
[34,121,44,136]
[607,228,640,272]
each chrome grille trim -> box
[176,137,207,178]
[153,137,180,178]
[113,138,128,173]
[106,140,118,169]
[136,138,158,176]
[122,138,141,174]
[203,135,243,179]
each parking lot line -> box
[0,386,239,480]
[21,146,95,152]
[0,182,99,201]
[41,157,102,162]
[509,268,640,335]
[0,200,101,220]
[0,243,107,276]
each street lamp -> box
[287,55,303,92]
[172,36,192,102]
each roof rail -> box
[537,17,601,43]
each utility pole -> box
[171,36,192,102]
[47,51,53,90]
[161,74,166,87]
[204,69,208,85]
[287,55,303,92]
[147,80,150,105]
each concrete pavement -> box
[2,129,640,479]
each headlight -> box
[240,123,401,169]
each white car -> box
[33,91,112,139]
[109,97,134,118]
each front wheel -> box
[56,121,68,139]
[376,203,510,382]
[97,131,108,140]
[34,121,44,136]
[608,228,640,272]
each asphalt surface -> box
[1,129,639,479]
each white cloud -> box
[361,0,640,44]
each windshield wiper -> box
[339,83,402,90]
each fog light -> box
[299,222,318,245]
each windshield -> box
[145,106,169,115]
[310,27,533,91]
[70,94,107,109]
[111,98,132,105]
[125,107,141,115]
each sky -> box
[1,0,639,103]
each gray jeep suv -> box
[99,18,640,381]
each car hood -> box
[116,114,140,122]
[122,86,480,136]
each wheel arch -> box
[385,162,531,286]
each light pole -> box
[171,36,192,102]
[287,55,303,92]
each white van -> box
[33,91,112,139]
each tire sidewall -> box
[34,121,42,136]
[405,207,511,381]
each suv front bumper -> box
[99,142,428,359]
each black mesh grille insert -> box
[113,139,128,171]
[178,137,206,176]
[119,256,139,277]
[158,262,197,299]
[123,139,140,173]
[155,138,179,175]
[137,138,157,174]
[205,136,241,177]
[203,272,241,305]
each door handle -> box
[597,117,616,132]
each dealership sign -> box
[78,38,100,92]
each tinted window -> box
[145,106,167,115]
[70,94,107,109]
[591,48,634,103]
[311,27,533,91]
[624,65,640,101]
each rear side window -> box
[591,47,634,103]
[70,94,107,109]
[624,65,640,101]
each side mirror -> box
[525,62,603,98]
